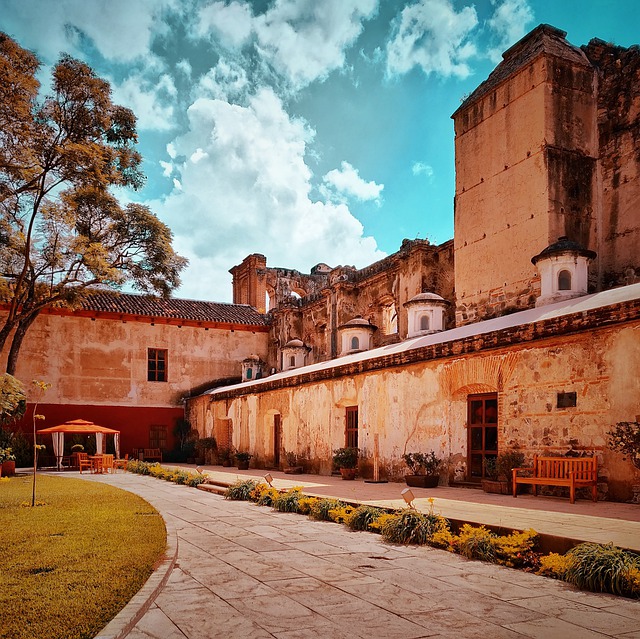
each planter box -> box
[2,460,16,477]
[405,474,439,488]
[481,479,510,494]
[283,466,304,474]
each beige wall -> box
[190,319,640,500]
[7,311,269,408]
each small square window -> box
[148,348,168,382]
[557,392,577,408]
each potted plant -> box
[283,450,304,474]
[234,451,252,470]
[0,447,16,477]
[333,447,358,480]
[402,451,441,488]
[481,450,525,494]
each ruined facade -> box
[189,287,640,500]
[231,239,454,370]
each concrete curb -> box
[94,516,178,639]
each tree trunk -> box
[6,311,40,375]
[0,318,18,363]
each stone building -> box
[187,25,640,500]
[3,292,269,453]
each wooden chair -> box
[113,454,129,473]
[78,453,91,474]
[102,454,114,474]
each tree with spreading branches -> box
[0,33,187,374]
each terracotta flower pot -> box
[340,467,357,480]
[237,460,250,470]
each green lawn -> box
[0,474,166,639]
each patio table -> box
[89,455,104,474]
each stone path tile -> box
[125,605,186,639]
[410,608,528,638]
[156,584,274,639]
[312,599,435,639]
[504,616,621,638]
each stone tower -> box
[452,24,598,325]
[452,24,640,326]
[229,254,268,313]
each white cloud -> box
[323,161,384,203]
[111,72,177,131]
[196,0,254,49]
[153,88,383,301]
[1,0,176,62]
[412,162,434,180]
[254,0,378,89]
[386,0,479,79]
[159,160,173,177]
[196,58,250,102]
[486,0,535,63]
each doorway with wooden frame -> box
[467,393,498,482]
[273,413,281,468]
[345,406,358,448]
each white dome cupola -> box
[337,316,377,355]
[281,338,309,371]
[531,237,596,307]
[403,292,449,338]
[241,354,263,381]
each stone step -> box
[197,483,228,496]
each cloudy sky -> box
[2,0,638,302]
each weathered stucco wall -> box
[583,40,640,290]
[190,317,640,501]
[8,312,269,408]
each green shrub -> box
[565,543,640,597]
[272,488,302,512]
[346,505,385,531]
[381,510,447,545]
[456,524,497,562]
[224,479,258,500]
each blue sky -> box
[2,0,638,302]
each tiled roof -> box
[454,24,591,115]
[79,291,268,326]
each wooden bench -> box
[143,448,162,462]
[512,455,598,504]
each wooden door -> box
[273,414,281,467]
[467,394,498,481]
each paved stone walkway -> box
[77,471,640,639]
